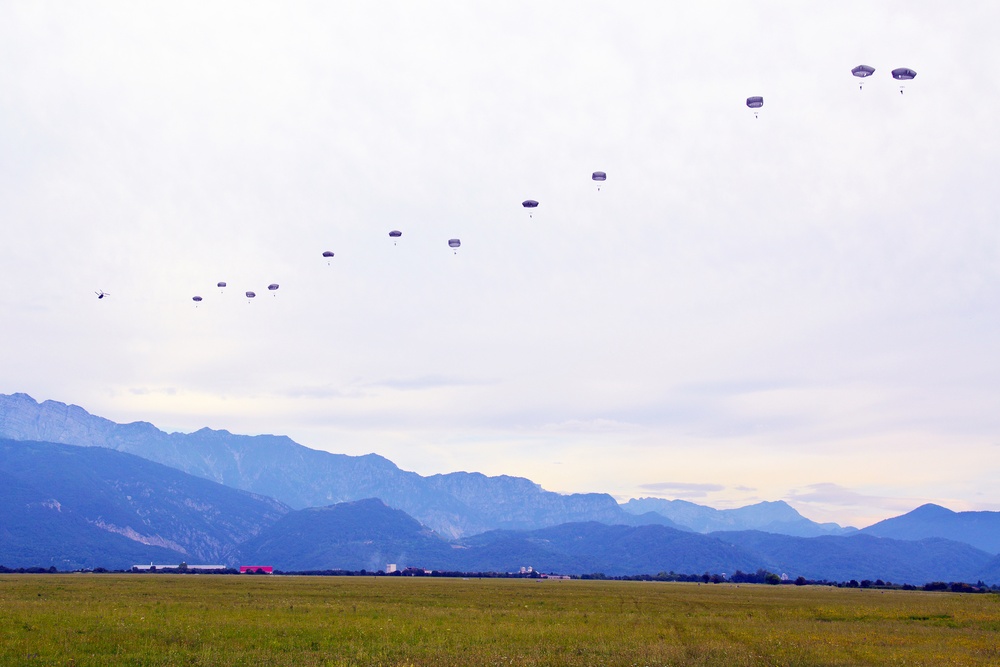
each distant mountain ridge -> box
[0,393,674,538]
[622,497,857,537]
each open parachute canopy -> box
[246,291,256,299]
[746,96,763,109]
[217,281,226,288]
[592,171,606,182]
[852,65,875,78]
[891,67,917,80]
[389,230,402,238]
[448,239,461,248]
[268,284,279,291]
[322,251,334,258]
[522,200,539,209]
[192,296,202,302]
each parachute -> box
[592,171,606,191]
[522,200,539,218]
[746,96,763,118]
[192,296,203,304]
[389,230,402,246]
[891,67,916,94]
[217,281,227,288]
[852,65,875,90]
[448,238,461,254]
[268,284,279,296]
[322,250,334,265]
[246,291,256,302]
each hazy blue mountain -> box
[974,554,1000,585]
[621,497,855,536]
[241,499,999,583]
[452,522,762,577]
[0,438,288,570]
[860,504,1000,555]
[455,524,996,583]
[424,471,688,532]
[709,530,992,584]
[238,498,459,572]
[239,502,758,575]
[0,393,673,537]
[0,467,185,570]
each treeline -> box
[578,568,999,593]
[0,565,58,574]
[2,564,997,593]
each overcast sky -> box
[3,1,998,528]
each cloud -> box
[787,483,923,510]
[540,418,642,433]
[128,387,177,397]
[784,483,935,527]
[372,375,496,391]
[638,482,726,499]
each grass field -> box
[2,575,999,666]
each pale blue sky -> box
[2,1,998,527]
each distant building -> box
[386,563,397,573]
[240,566,273,574]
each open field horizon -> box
[3,574,999,666]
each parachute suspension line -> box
[522,200,539,219]
[891,68,916,96]
[852,65,875,91]
[592,171,606,192]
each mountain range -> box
[0,393,796,538]
[1,392,998,583]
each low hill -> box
[237,499,457,572]
[709,530,992,584]
[452,522,762,576]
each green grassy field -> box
[2,575,999,666]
